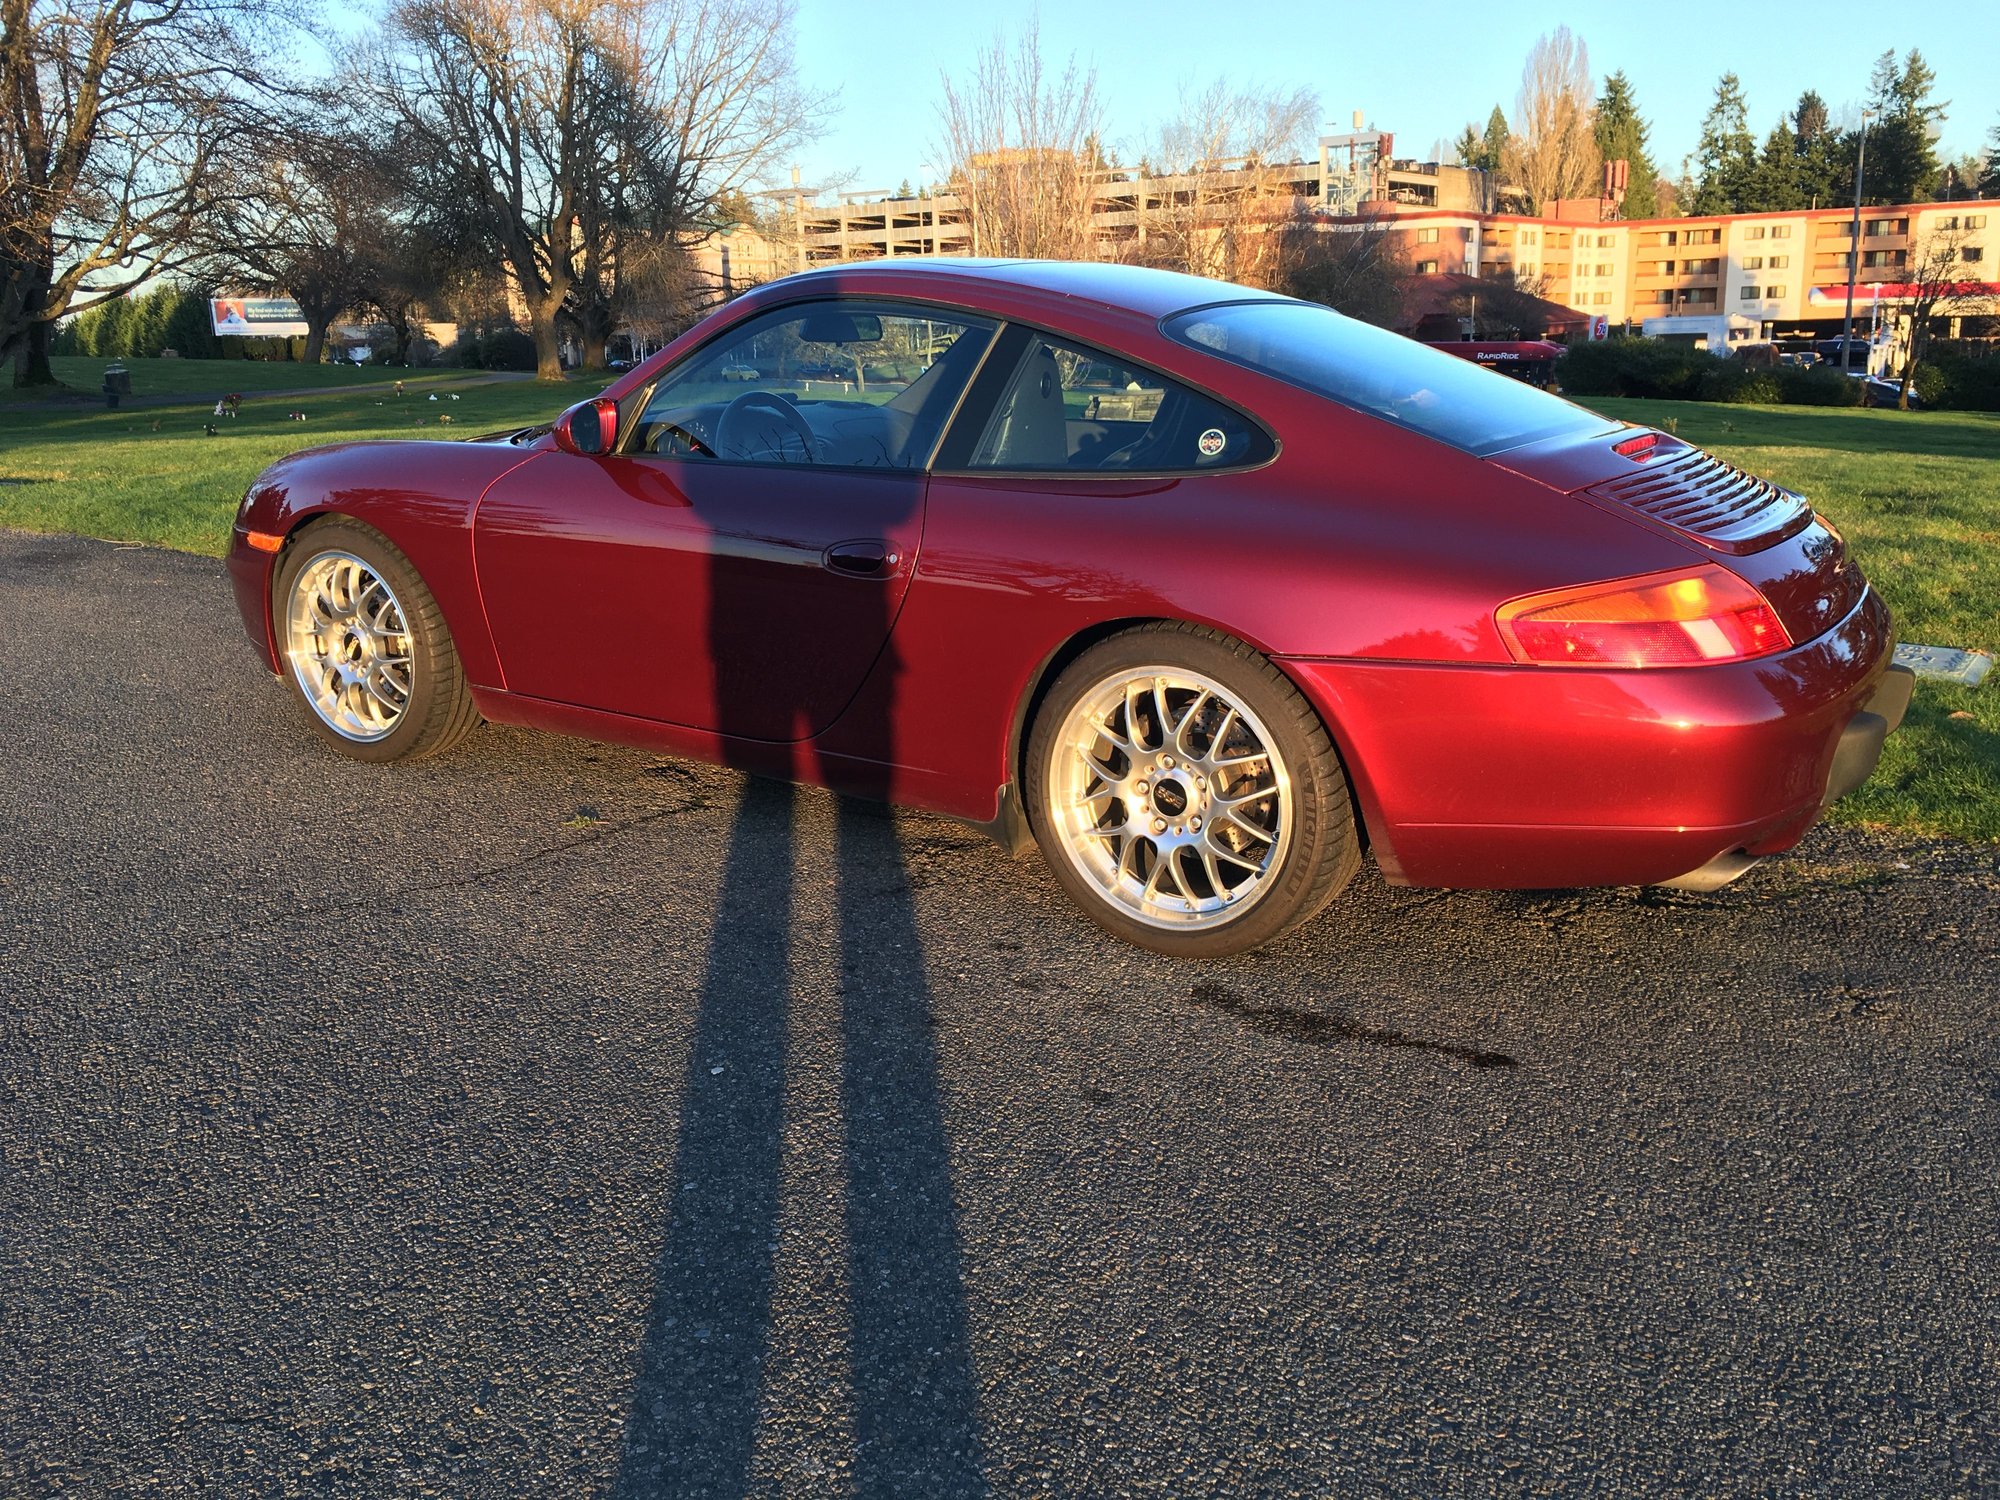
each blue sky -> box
[790,0,1998,195]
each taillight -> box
[1497,565,1792,667]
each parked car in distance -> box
[1728,342,1784,369]
[228,261,1910,956]
[1849,371,1923,409]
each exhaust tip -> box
[1655,850,1760,893]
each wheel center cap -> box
[1152,778,1190,818]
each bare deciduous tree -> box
[1893,223,1995,407]
[563,2,825,367]
[358,219,450,366]
[1,0,295,386]
[373,0,823,380]
[1127,78,1318,284]
[1268,205,1407,326]
[1448,269,1564,339]
[1501,27,1600,214]
[934,20,1105,260]
[200,118,391,364]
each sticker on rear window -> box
[1197,428,1226,458]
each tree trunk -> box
[303,318,330,367]
[7,271,58,387]
[577,301,612,371]
[10,319,56,388]
[528,298,566,381]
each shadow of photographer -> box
[613,453,986,1496]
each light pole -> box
[791,165,805,273]
[1839,110,1874,370]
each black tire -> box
[1024,623,1361,957]
[271,517,481,763]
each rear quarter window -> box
[1164,300,1609,457]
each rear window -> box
[1164,300,1608,457]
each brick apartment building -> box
[1373,199,1996,343]
[790,128,1996,347]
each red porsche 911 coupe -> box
[228,260,1912,956]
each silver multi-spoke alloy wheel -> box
[284,550,415,742]
[1049,666,1293,931]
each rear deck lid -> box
[1491,427,1813,555]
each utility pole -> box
[1839,110,1874,370]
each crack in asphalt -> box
[1191,980,1520,1070]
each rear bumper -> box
[1278,585,1896,889]
[1821,658,1913,805]
[1659,660,1913,890]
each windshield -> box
[1163,300,1610,457]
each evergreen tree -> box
[1981,116,2000,197]
[1752,119,1805,210]
[1940,154,1983,200]
[163,287,223,359]
[1690,73,1759,214]
[1792,90,1842,207]
[1859,49,1946,204]
[89,297,130,356]
[1454,106,1510,172]
[1593,71,1659,218]
[1482,105,1510,175]
[126,285,175,357]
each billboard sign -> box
[210,297,309,337]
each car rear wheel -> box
[273,518,480,762]
[1025,624,1362,957]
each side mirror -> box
[553,397,620,456]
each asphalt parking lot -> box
[2,529,1997,1496]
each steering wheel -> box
[715,389,820,464]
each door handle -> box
[823,540,899,577]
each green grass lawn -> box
[1587,399,2000,842]
[0,380,588,552]
[2,387,1994,841]
[15,355,512,402]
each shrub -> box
[447,335,485,368]
[1927,352,2000,412]
[1555,337,1720,400]
[1696,366,1782,405]
[1774,366,1863,407]
[477,328,537,371]
[1908,364,1951,408]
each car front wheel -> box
[273,518,480,762]
[1025,624,1362,957]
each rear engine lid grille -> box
[1584,446,1811,554]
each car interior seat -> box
[977,344,1069,467]
[882,330,993,464]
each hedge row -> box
[51,284,229,360]
[1554,336,2000,411]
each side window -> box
[631,302,996,469]
[964,334,1271,473]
